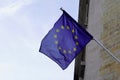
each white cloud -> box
[0,0,32,16]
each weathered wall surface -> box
[84,0,120,80]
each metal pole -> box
[60,7,64,11]
[93,38,120,63]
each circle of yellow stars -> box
[53,25,79,54]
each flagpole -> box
[59,8,120,63]
[60,7,64,11]
[93,38,120,63]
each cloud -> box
[0,0,32,16]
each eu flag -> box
[39,10,93,70]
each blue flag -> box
[39,10,93,70]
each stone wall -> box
[84,0,120,80]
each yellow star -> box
[73,48,77,52]
[56,29,60,32]
[74,35,78,39]
[76,42,79,46]
[72,29,75,33]
[61,26,64,29]
[54,34,57,38]
[66,26,70,30]
[55,41,58,44]
[63,50,67,54]
[68,50,72,54]
[58,46,62,50]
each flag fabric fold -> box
[39,10,93,70]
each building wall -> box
[84,0,120,80]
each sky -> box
[0,0,79,80]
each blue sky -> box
[0,0,79,80]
